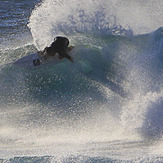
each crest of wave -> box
[28,0,163,50]
[28,0,130,50]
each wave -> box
[28,0,163,50]
[1,27,163,142]
[0,0,163,159]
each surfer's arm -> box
[65,54,74,63]
[65,46,74,62]
[67,46,75,53]
[38,47,48,56]
[58,53,74,62]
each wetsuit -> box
[50,36,71,60]
[41,36,73,62]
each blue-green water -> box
[0,0,163,162]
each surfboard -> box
[14,47,74,69]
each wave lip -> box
[28,0,163,50]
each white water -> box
[28,0,163,50]
[0,0,163,162]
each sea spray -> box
[0,0,163,161]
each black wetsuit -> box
[49,36,71,60]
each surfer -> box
[40,36,74,62]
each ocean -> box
[0,0,163,162]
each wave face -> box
[0,0,163,161]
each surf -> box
[0,0,163,161]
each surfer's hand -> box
[38,51,42,55]
[69,57,74,63]
[38,51,44,56]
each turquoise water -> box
[0,0,163,162]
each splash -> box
[1,0,163,160]
[28,0,163,50]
